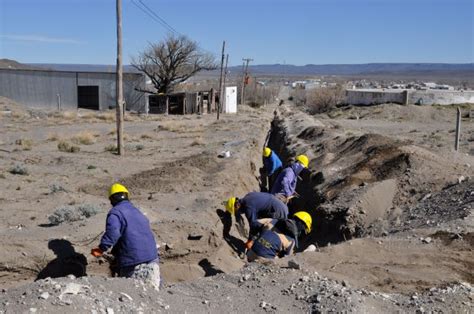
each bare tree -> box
[132,35,217,93]
[306,85,346,114]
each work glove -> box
[245,239,254,250]
[91,247,103,257]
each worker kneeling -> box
[91,183,160,290]
[247,211,312,262]
[225,192,289,250]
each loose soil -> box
[0,93,473,313]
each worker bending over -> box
[225,192,288,249]
[262,147,283,191]
[271,154,309,202]
[91,183,160,290]
[247,211,312,262]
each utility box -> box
[224,86,237,113]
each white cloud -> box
[0,34,84,44]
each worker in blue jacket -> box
[271,154,309,202]
[262,147,283,191]
[91,183,160,289]
[225,192,288,249]
[247,211,312,262]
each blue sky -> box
[0,0,472,66]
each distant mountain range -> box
[227,63,474,76]
[7,62,473,77]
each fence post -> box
[455,107,461,151]
[57,93,61,111]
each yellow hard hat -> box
[225,197,237,215]
[263,147,272,157]
[294,211,312,234]
[295,154,309,168]
[109,183,129,198]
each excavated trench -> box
[265,116,349,248]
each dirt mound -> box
[122,151,221,194]
[1,263,472,313]
[268,105,472,247]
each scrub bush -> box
[48,204,102,225]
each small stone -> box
[67,274,76,280]
[304,244,317,252]
[421,193,432,201]
[300,276,310,282]
[422,237,432,244]
[119,293,133,302]
[458,176,466,184]
[260,301,268,308]
[106,308,114,314]
[202,300,209,305]
[29,308,37,313]
[288,259,301,270]
[39,292,50,300]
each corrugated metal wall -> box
[0,69,77,109]
[0,69,147,112]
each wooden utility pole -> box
[455,107,461,151]
[222,54,229,112]
[217,40,225,120]
[240,58,253,105]
[115,0,124,155]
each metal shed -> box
[0,68,147,112]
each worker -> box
[225,192,288,249]
[247,211,312,262]
[91,183,160,290]
[270,154,309,202]
[262,147,283,191]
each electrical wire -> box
[130,0,179,35]
[129,0,217,57]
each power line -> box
[129,0,217,57]
[137,0,181,35]
[130,0,179,35]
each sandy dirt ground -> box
[0,93,473,313]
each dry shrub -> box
[15,138,33,150]
[80,112,96,120]
[125,143,144,151]
[140,134,153,140]
[104,144,118,153]
[9,164,29,175]
[96,112,115,122]
[58,141,80,153]
[11,111,26,119]
[47,133,61,142]
[157,121,185,133]
[306,86,346,114]
[59,111,77,120]
[289,88,306,106]
[71,131,96,145]
[190,137,204,146]
[48,204,101,225]
[244,84,279,107]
